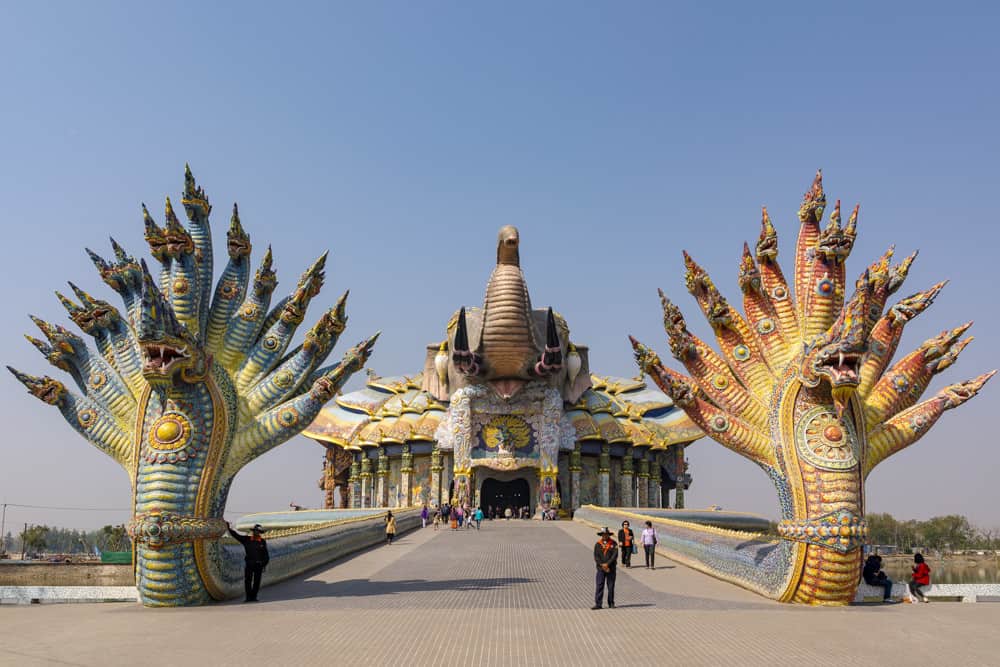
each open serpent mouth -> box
[822,351,861,386]
[141,342,191,373]
[40,383,62,403]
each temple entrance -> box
[480,477,530,514]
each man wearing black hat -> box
[592,527,618,609]
[227,521,270,602]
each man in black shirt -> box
[592,527,618,609]
[227,522,269,602]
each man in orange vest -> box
[592,527,618,609]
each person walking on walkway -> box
[226,521,269,603]
[474,506,483,529]
[617,520,635,568]
[863,553,895,602]
[908,553,931,603]
[421,505,429,529]
[432,509,441,531]
[385,511,397,545]
[640,520,658,569]
[592,527,618,609]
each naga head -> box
[658,290,697,361]
[7,367,67,405]
[226,204,252,259]
[496,225,520,266]
[303,292,349,354]
[57,284,122,335]
[136,260,205,385]
[281,252,327,326]
[803,271,874,416]
[27,317,88,372]
[815,201,857,264]
[756,207,779,261]
[738,243,763,294]
[311,332,379,401]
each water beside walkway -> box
[2,521,999,666]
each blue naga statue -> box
[9,167,377,606]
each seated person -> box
[862,553,894,602]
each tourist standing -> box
[908,553,931,603]
[863,553,895,602]
[432,509,441,531]
[592,527,618,609]
[504,506,512,520]
[474,507,483,529]
[226,521,269,603]
[385,511,397,545]
[640,520,658,569]
[456,505,464,528]
[617,521,635,568]
[421,505,429,529]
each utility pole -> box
[22,523,27,560]
[0,503,6,556]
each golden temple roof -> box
[303,373,701,451]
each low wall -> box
[856,582,1000,603]
[0,562,133,587]
[611,508,771,532]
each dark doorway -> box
[480,478,530,513]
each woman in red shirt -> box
[909,553,931,603]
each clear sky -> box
[1,2,997,532]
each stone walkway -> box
[1,520,999,666]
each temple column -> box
[400,445,413,507]
[349,460,361,509]
[650,455,662,508]
[598,444,611,507]
[637,454,649,507]
[376,447,389,508]
[321,448,335,509]
[674,445,689,509]
[569,444,582,510]
[359,455,373,508]
[621,451,634,507]
[430,446,442,507]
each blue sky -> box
[1,2,997,531]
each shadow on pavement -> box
[265,576,537,601]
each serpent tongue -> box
[831,385,854,420]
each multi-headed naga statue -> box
[9,168,377,606]
[631,172,992,605]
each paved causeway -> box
[2,520,999,666]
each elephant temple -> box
[304,226,702,514]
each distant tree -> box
[20,525,49,555]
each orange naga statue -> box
[631,172,993,604]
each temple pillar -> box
[322,448,336,509]
[674,445,689,509]
[569,444,582,509]
[538,466,558,513]
[650,456,662,508]
[621,451,634,507]
[400,445,413,507]
[349,460,361,509]
[637,454,649,507]
[376,447,389,508]
[598,444,611,507]
[359,455,373,508]
[430,446,442,507]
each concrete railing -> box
[0,586,138,604]
[855,582,1000,603]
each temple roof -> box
[303,372,701,451]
